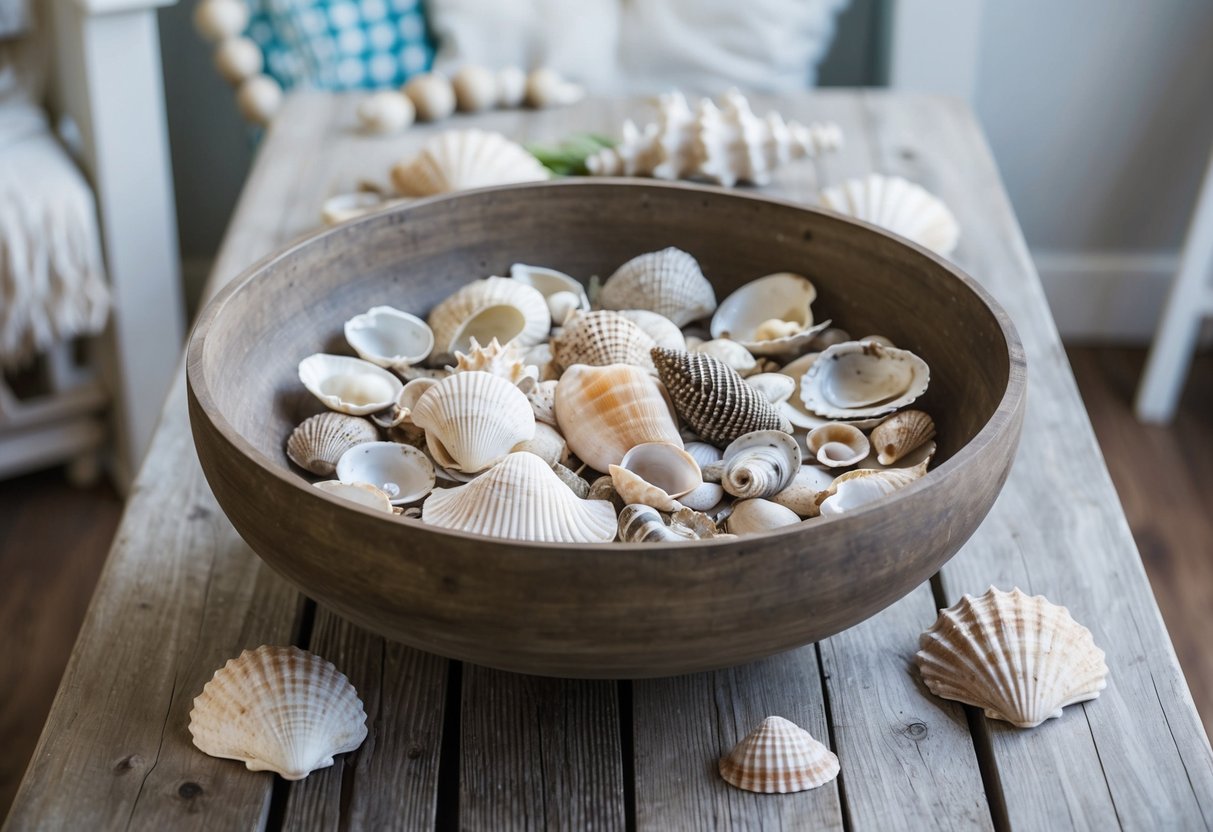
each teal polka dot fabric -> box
[246,0,433,90]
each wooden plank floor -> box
[1,346,1209,821]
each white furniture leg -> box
[1135,147,1213,424]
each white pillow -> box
[428,0,848,95]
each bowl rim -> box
[187,178,1027,551]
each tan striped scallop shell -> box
[551,310,656,371]
[599,247,717,327]
[427,276,550,356]
[719,716,839,793]
[870,409,936,465]
[286,412,379,476]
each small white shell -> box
[391,129,549,197]
[299,354,404,416]
[805,422,870,468]
[745,373,796,405]
[214,37,263,84]
[599,248,717,327]
[525,67,584,108]
[719,716,839,793]
[402,72,456,122]
[616,309,687,351]
[427,276,551,356]
[236,75,283,126]
[190,646,367,780]
[820,174,960,256]
[818,459,929,516]
[608,442,702,511]
[684,440,723,470]
[692,338,757,377]
[313,480,395,513]
[800,341,930,420]
[495,66,527,107]
[422,452,617,542]
[344,306,433,370]
[727,498,801,536]
[510,263,591,318]
[287,412,379,476]
[357,90,415,134]
[679,482,725,512]
[710,273,829,356]
[410,371,536,473]
[193,0,249,41]
[525,378,558,425]
[452,65,497,112]
[713,430,801,500]
[335,441,435,505]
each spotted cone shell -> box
[189,646,367,780]
[551,310,656,371]
[719,716,839,793]
[599,247,717,327]
[917,587,1108,728]
[651,347,791,447]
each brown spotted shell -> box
[870,409,936,465]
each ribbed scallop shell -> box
[719,716,839,793]
[189,646,368,780]
[599,248,717,327]
[819,174,960,256]
[817,459,928,516]
[800,341,930,420]
[806,422,870,468]
[421,452,617,542]
[870,409,936,465]
[616,309,687,351]
[390,129,550,196]
[524,378,558,425]
[551,310,656,371]
[427,276,551,356]
[286,412,378,476]
[651,347,792,447]
[447,336,538,386]
[917,587,1108,728]
[554,363,682,472]
[410,371,535,473]
[298,354,404,416]
[712,430,801,499]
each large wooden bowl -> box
[187,180,1025,678]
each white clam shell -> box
[818,459,929,516]
[510,263,590,317]
[344,306,433,370]
[287,412,379,476]
[335,441,435,505]
[422,452,617,542]
[402,72,456,122]
[616,309,687,351]
[190,646,368,780]
[391,129,548,196]
[800,341,930,420]
[427,276,550,356]
[714,430,801,500]
[727,498,801,536]
[452,65,497,112]
[554,363,682,473]
[744,372,796,405]
[719,715,839,793]
[805,422,870,468]
[710,273,830,356]
[599,247,716,327]
[692,338,757,377]
[819,174,960,256]
[410,371,536,474]
[299,354,404,416]
[356,90,415,134]
[313,480,395,513]
[917,588,1108,727]
[608,442,702,511]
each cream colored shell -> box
[817,459,928,516]
[870,409,936,465]
[805,422,870,468]
[712,430,801,499]
[819,174,960,256]
[770,465,835,517]
[727,498,801,535]
[692,338,757,377]
[313,480,395,513]
[189,645,368,780]
[710,272,829,356]
[287,412,379,476]
[719,716,839,793]
[427,276,550,356]
[402,72,456,121]
[551,310,656,371]
[608,442,702,511]
[344,306,433,370]
[616,309,687,351]
[298,354,403,416]
[422,452,617,542]
[390,129,549,197]
[599,247,717,327]
[335,441,435,505]
[410,370,535,474]
[799,340,930,420]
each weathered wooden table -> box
[8,92,1213,830]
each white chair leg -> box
[1135,149,1213,424]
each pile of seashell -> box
[288,247,941,544]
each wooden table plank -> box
[862,92,1213,829]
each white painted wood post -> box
[49,0,185,488]
[1135,147,1213,423]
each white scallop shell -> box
[608,442,702,511]
[427,276,550,356]
[422,452,617,542]
[615,309,687,351]
[402,72,456,122]
[554,363,682,473]
[190,645,368,780]
[390,129,549,196]
[510,263,591,320]
[917,587,1108,728]
[299,354,404,416]
[710,273,830,356]
[800,341,930,420]
[727,498,801,536]
[819,174,960,256]
[286,413,379,476]
[335,441,435,505]
[344,306,433,370]
[447,336,538,386]
[805,422,870,468]
[410,371,535,474]
[691,338,758,377]
[312,480,395,513]
[711,430,801,500]
[817,459,929,516]
[599,247,717,327]
[551,310,656,371]
[719,716,839,793]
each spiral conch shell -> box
[554,363,682,472]
[708,430,801,499]
[599,248,717,327]
[410,371,535,473]
[719,716,839,793]
[551,310,656,371]
[287,412,378,476]
[651,347,792,447]
[805,422,870,468]
[427,276,551,356]
[422,452,617,542]
[617,504,725,543]
[916,587,1108,728]
[189,646,368,780]
[390,129,549,196]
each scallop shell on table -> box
[709,430,801,500]
[552,311,656,371]
[651,347,792,448]
[299,354,404,416]
[727,498,801,536]
[771,465,836,517]
[390,129,549,197]
[287,412,379,476]
[447,337,537,386]
[427,276,550,356]
[917,587,1108,728]
[335,441,435,505]
[510,263,590,323]
[599,247,717,327]
[719,716,839,793]
[819,174,960,256]
[800,341,930,420]
[710,273,831,356]
[313,480,396,513]
[608,442,702,512]
[189,645,368,780]
[691,338,758,377]
[870,409,936,465]
[410,371,535,474]
[817,459,928,516]
[422,452,617,543]
[615,309,687,351]
[344,306,433,370]
[806,422,870,468]
[554,363,682,472]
